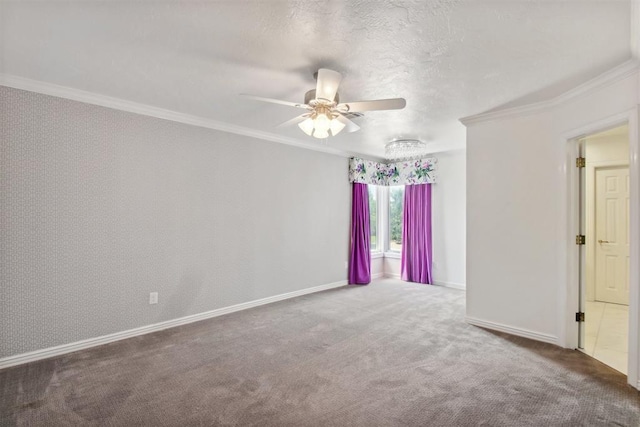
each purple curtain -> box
[349,183,371,285]
[401,183,432,284]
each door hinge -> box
[576,157,586,168]
[576,235,585,245]
[575,312,585,322]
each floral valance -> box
[349,157,437,186]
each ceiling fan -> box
[241,68,406,139]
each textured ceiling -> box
[0,1,632,158]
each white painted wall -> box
[371,256,384,278]
[384,149,467,288]
[432,149,466,287]
[466,112,558,339]
[585,131,629,162]
[463,63,640,386]
[0,86,351,360]
[584,129,629,301]
[384,256,401,278]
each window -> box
[388,186,404,252]
[368,185,379,252]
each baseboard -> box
[0,280,347,370]
[465,316,559,346]
[383,273,466,290]
[433,280,466,291]
[371,272,385,279]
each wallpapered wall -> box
[0,86,350,358]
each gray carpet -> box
[1,279,638,426]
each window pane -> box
[368,185,378,252]
[389,186,404,252]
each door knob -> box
[598,239,610,244]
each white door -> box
[595,166,629,305]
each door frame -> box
[561,107,639,389]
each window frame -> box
[387,185,405,256]
[372,185,385,258]
[381,185,401,258]
[368,184,382,255]
[367,185,404,259]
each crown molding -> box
[552,58,640,105]
[459,59,640,126]
[0,74,371,159]
[459,100,551,127]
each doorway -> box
[579,124,630,374]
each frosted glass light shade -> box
[314,113,331,134]
[298,117,314,136]
[297,111,345,139]
[313,128,329,139]
[329,118,346,136]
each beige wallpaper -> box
[0,86,350,358]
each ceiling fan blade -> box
[276,114,310,128]
[336,114,360,133]
[338,98,406,112]
[315,69,342,102]
[240,94,307,109]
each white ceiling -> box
[0,1,633,159]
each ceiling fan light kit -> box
[298,106,347,139]
[242,68,406,139]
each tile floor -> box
[584,301,629,374]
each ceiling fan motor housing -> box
[305,89,339,105]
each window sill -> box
[369,252,401,259]
[383,251,401,259]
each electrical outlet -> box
[149,292,158,305]
[344,261,348,269]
